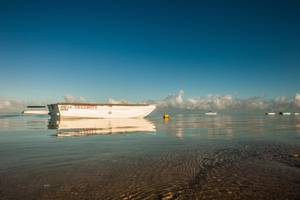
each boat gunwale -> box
[51,102,155,106]
[27,105,46,108]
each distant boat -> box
[279,112,291,115]
[48,118,156,137]
[48,103,156,119]
[205,111,217,116]
[22,106,49,115]
[294,112,299,115]
[265,112,276,115]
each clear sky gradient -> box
[1,0,300,102]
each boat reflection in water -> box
[48,117,156,137]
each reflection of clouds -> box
[296,123,300,129]
[0,115,48,130]
[295,119,300,134]
[160,114,300,139]
[176,127,184,139]
[0,116,25,129]
[175,115,184,139]
[162,114,235,139]
[250,117,267,134]
[0,119,10,128]
[26,119,48,129]
[205,116,234,139]
[48,117,156,137]
[162,114,185,139]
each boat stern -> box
[48,104,60,117]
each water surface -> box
[0,114,300,199]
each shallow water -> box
[0,114,300,199]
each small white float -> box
[265,112,276,115]
[279,112,291,115]
[205,111,217,116]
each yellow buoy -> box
[163,113,170,120]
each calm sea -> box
[0,113,300,199]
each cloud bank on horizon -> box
[151,90,300,112]
[63,94,87,103]
[1,91,300,114]
[0,98,26,114]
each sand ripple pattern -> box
[1,141,299,200]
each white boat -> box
[22,106,49,115]
[294,112,299,115]
[265,112,276,115]
[279,112,291,115]
[48,103,156,119]
[205,111,217,116]
[48,117,156,137]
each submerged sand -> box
[0,141,299,200]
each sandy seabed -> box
[1,141,299,200]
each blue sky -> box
[0,0,300,102]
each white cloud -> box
[1,90,300,114]
[0,94,88,114]
[108,98,129,104]
[155,90,235,110]
[294,93,300,107]
[239,97,270,110]
[275,96,289,104]
[152,90,300,111]
[64,94,87,103]
[155,89,185,108]
[0,99,25,113]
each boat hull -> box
[48,103,156,119]
[22,110,49,115]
